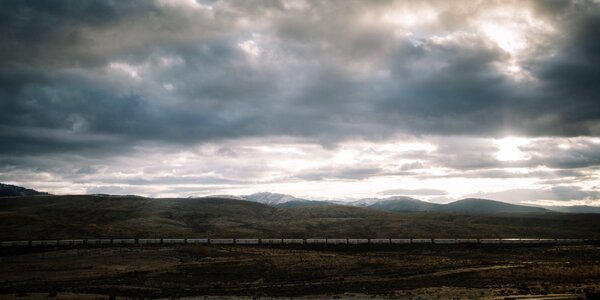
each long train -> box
[0,238,595,247]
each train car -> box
[31,240,58,246]
[210,238,234,245]
[186,238,209,244]
[557,238,585,244]
[538,239,557,244]
[1,241,29,247]
[521,239,556,244]
[500,238,521,244]
[433,239,458,244]
[282,239,304,244]
[111,239,136,245]
[7,237,587,247]
[369,238,391,244]
[411,238,433,244]
[162,238,185,244]
[519,238,541,244]
[306,238,327,244]
[348,239,369,244]
[326,238,348,244]
[138,239,161,245]
[260,238,283,244]
[235,239,259,245]
[58,239,84,246]
[391,239,411,244]
[456,238,478,244]
[86,239,112,245]
[479,238,501,244]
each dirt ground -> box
[0,244,599,299]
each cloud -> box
[0,136,599,200]
[523,138,600,169]
[466,186,600,203]
[378,188,448,196]
[0,1,599,200]
[1,1,600,157]
[295,166,384,181]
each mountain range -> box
[240,192,334,208]
[239,192,550,214]
[1,184,599,214]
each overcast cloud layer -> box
[1,0,599,205]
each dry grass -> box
[0,244,598,298]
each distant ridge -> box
[0,183,50,197]
[241,192,300,205]
[231,193,554,214]
[1,194,599,240]
[0,183,594,214]
[240,192,332,207]
[543,205,600,214]
[361,196,442,212]
[438,198,549,214]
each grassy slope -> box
[438,198,549,213]
[0,195,599,239]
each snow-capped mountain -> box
[241,192,305,205]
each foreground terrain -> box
[0,244,599,299]
[1,195,599,299]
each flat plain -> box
[1,243,599,299]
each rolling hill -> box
[0,194,599,240]
[0,183,50,197]
[241,192,333,208]
[362,196,442,212]
[437,198,549,213]
[233,193,556,214]
[543,205,600,214]
[348,197,549,214]
[241,192,301,205]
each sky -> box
[1,0,599,206]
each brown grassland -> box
[0,243,599,299]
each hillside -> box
[240,192,332,208]
[438,198,549,214]
[543,205,600,214]
[366,197,442,212]
[0,195,599,240]
[241,192,301,205]
[233,193,560,214]
[0,183,49,197]
[273,200,334,208]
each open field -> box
[0,244,599,299]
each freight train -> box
[0,238,593,247]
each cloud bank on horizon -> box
[0,0,599,205]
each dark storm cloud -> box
[378,37,516,136]
[0,0,599,163]
[0,0,232,68]
[524,9,600,136]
